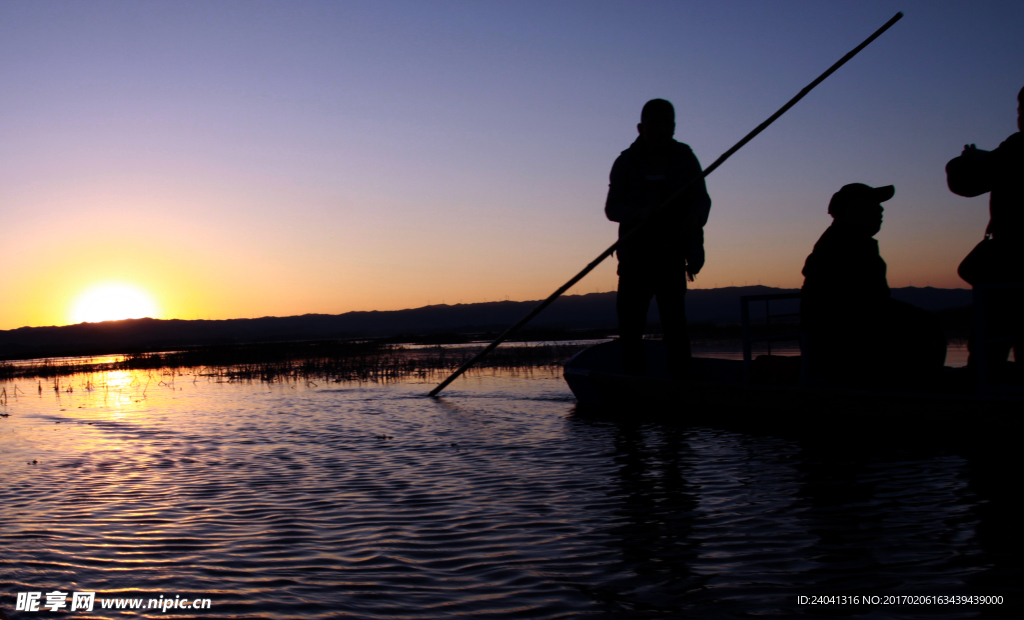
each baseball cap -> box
[828,183,895,217]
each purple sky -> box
[1,1,1021,328]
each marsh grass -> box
[0,340,592,384]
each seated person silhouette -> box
[800,183,946,387]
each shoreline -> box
[0,336,973,383]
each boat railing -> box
[971,282,1024,396]
[740,292,803,384]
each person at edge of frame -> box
[605,98,712,378]
[945,85,1024,378]
[800,183,946,388]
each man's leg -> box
[1004,287,1024,381]
[968,290,1014,382]
[617,266,653,376]
[654,268,690,378]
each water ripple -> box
[0,372,1018,618]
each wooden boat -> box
[562,292,1022,432]
[563,339,743,406]
[562,339,1021,442]
[563,292,802,407]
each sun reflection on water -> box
[38,368,177,418]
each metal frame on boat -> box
[739,292,804,385]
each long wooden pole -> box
[429,12,903,397]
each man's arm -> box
[682,150,711,229]
[680,149,711,277]
[605,154,641,224]
[946,144,992,198]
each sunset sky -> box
[1,1,1021,329]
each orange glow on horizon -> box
[69,284,161,324]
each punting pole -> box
[429,12,904,397]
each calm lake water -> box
[0,356,1017,619]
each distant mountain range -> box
[0,286,972,360]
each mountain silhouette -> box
[0,286,970,360]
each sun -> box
[70,284,160,324]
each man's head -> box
[638,99,675,147]
[828,183,894,237]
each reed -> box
[0,339,591,384]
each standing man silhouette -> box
[605,99,711,377]
[946,86,1024,373]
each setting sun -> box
[70,284,160,324]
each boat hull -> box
[563,340,744,406]
[563,341,1021,435]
